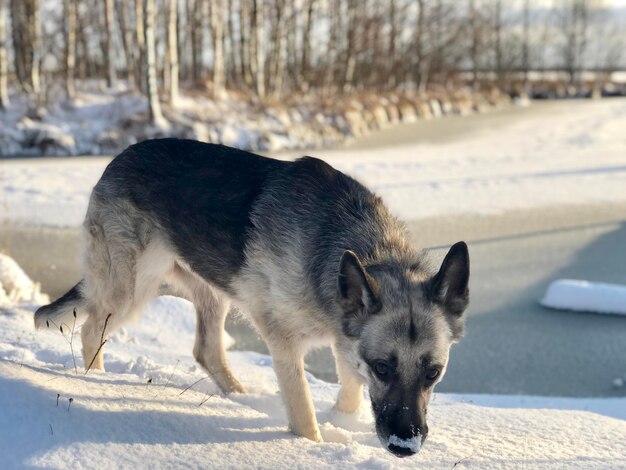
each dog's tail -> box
[34,281,88,332]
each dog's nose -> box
[387,442,417,458]
[387,434,422,458]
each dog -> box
[35,139,469,457]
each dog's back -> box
[95,139,288,291]
[36,139,413,333]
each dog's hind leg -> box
[168,264,245,394]
[80,196,175,372]
[80,311,112,372]
[80,224,137,372]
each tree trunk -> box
[522,0,530,92]
[188,0,203,82]
[167,0,179,105]
[387,0,397,89]
[469,0,479,88]
[251,0,265,99]
[493,0,503,87]
[240,0,253,88]
[64,0,77,99]
[9,0,39,95]
[210,0,225,98]
[31,0,41,96]
[415,0,430,92]
[343,0,358,92]
[135,0,146,92]
[9,0,25,91]
[300,0,315,91]
[324,0,340,94]
[227,0,241,86]
[104,0,116,88]
[268,0,286,96]
[144,0,166,127]
[0,0,9,109]
[285,0,296,88]
[116,0,135,88]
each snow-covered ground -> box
[2,98,626,227]
[2,99,626,468]
[1,256,625,469]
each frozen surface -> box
[2,98,626,227]
[541,279,626,315]
[0,256,625,469]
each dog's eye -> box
[425,368,440,381]
[373,361,391,379]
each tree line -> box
[0,0,623,122]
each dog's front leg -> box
[332,349,363,414]
[270,347,322,442]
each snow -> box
[541,279,626,315]
[0,253,49,306]
[0,87,146,157]
[1,255,626,468]
[2,98,626,467]
[2,98,626,227]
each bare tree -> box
[299,0,315,91]
[343,0,358,92]
[116,0,136,87]
[0,0,9,109]
[64,0,77,99]
[323,0,341,94]
[251,0,265,99]
[414,0,429,92]
[227,0,241,86]
[493,0,503,86]
[268,0,286,96]
[12,0,42,96]
[557,0,591,85]
[104,0,116,88]
[167,0,179,105]
[31,0,41,96]
[386,0,397,89]
[135,0,145,91]
[239,0,253,88]
[144,0,166,127]
[469,0,480,88]
[210,0,226,98]
[187,0,203,82]
[521,0,531,91]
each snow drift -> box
[541,279,626,315]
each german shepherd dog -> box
[35,139,469,457]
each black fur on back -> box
[95,139,422,301]
[95,139,288,291]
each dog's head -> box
[337,242,469,458]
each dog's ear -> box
[428,241,470,339]
[338,250,382,337]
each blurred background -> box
[0,0,624,154]
[1,0,626,400]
